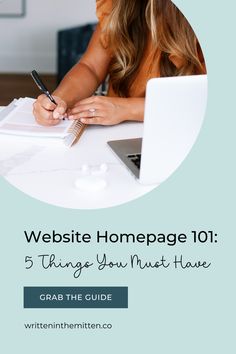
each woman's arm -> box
[33,24,111,126]
[53,24,111,106]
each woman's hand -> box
[68,96,126,125]
[33,95,68,126]
[67,96,145,125]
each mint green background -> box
[0,1,235,352]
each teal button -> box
[24,287,128,309]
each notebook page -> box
[0,98,71,138]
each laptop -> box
[107,75,208,185]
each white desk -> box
[0,109,156,209]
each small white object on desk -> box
[75,175,107,192]
[91,163,109,176]
[75,163,108,191]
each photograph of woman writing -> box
[33,0,206,126]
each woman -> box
[33,0,206,126]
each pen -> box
[31,70,66,120]
[31,70,57,105]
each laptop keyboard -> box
[127,154,141,169]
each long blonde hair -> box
[104,0,206,97]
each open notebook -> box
[0,97,86,147]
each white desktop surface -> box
[0,108,156,209]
